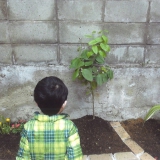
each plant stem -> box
[90,83,95,119]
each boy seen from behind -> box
[16,76,83,160]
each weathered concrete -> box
[0,66,160,121]
[145,45,160,66]
[150,0,160,22]
[13,44,58,65]
[9,21,57,43]
[58,0,103,22]
[114,152,139,160]
[0,45,12,65]
[8,0,56,20]
[106,46,144,65]
[59,22,103,43]
[105,0,148,22]
[104,23,146,44]
[0,22,9,43]
[148,24,160,44]
[0,0,7,20]
[0,0,160,121]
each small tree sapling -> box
[70,30,113,119]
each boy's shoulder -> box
[24,113,76,126]
[23,114,78,134]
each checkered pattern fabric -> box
[16,113,83,160]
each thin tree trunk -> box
[90,84,95,119]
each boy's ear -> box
[62,101,67,109]
[58,101,67,114]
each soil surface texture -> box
[121,118,160,159]
[0,115,159,160]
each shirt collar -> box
[33,112,69,122]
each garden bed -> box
[0,115,159,160]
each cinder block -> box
[150,0,160,22]
[114,152,139,160]
[147,23,160,44]
[0,22,9,43]
[59,22,103,43]
[58,0,103,22]
[82,155,88,160]
[113,126,130,141]
[105,0,148,22]
[106,46,127,64]
[60,44,83,65]
[110,122,121,128]
[145,45,160,65]
[127,46,144,63]
[13,44,58,65]
[106,46,144,65]
[0,45,12,64]
[103,23,146,44]
[8,0,56,20]
[0,0,7,20]
[124,139,144,155]
[59,44,144,67]
[9,21,57,43]
[88,154,113,160]
[139,152,155,160]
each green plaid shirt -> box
[16,113,83,160]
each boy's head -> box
[34,76,68,116]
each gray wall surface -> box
[0,0,160,121]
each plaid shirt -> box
[16,113,83,160]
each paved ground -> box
[82,122,155,160]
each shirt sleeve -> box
[65,123,83,160]
[16,129,31,160]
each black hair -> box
[34,76,68,115]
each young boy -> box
[16,76,83,160]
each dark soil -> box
[121,118,160,159]
[72,115,130,155]
[0,115,160,160]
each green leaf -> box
[100,43,110,52]
[96,74,103,85]
[102,35,108,43]
[70,58,78,68]
[108,70,113,79]
[80,50,88,60]
[87,51,94,58]
[72,69,79,80]
[92,46,98,54]
[101,66,107,72]
[96,55,104,64]
[95,37,103,43]
[92,66,98,73]
[102,73,108,83]
[88,40,97,46]
[99,50,106,58]
[70,58,84,69]
[84,61,93,66]
[88,37,103,46]
[82,69,93,81]
[106,45,110,52]
[144,105,160,122]
[96,73,109,85]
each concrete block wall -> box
[0,0,160,121]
